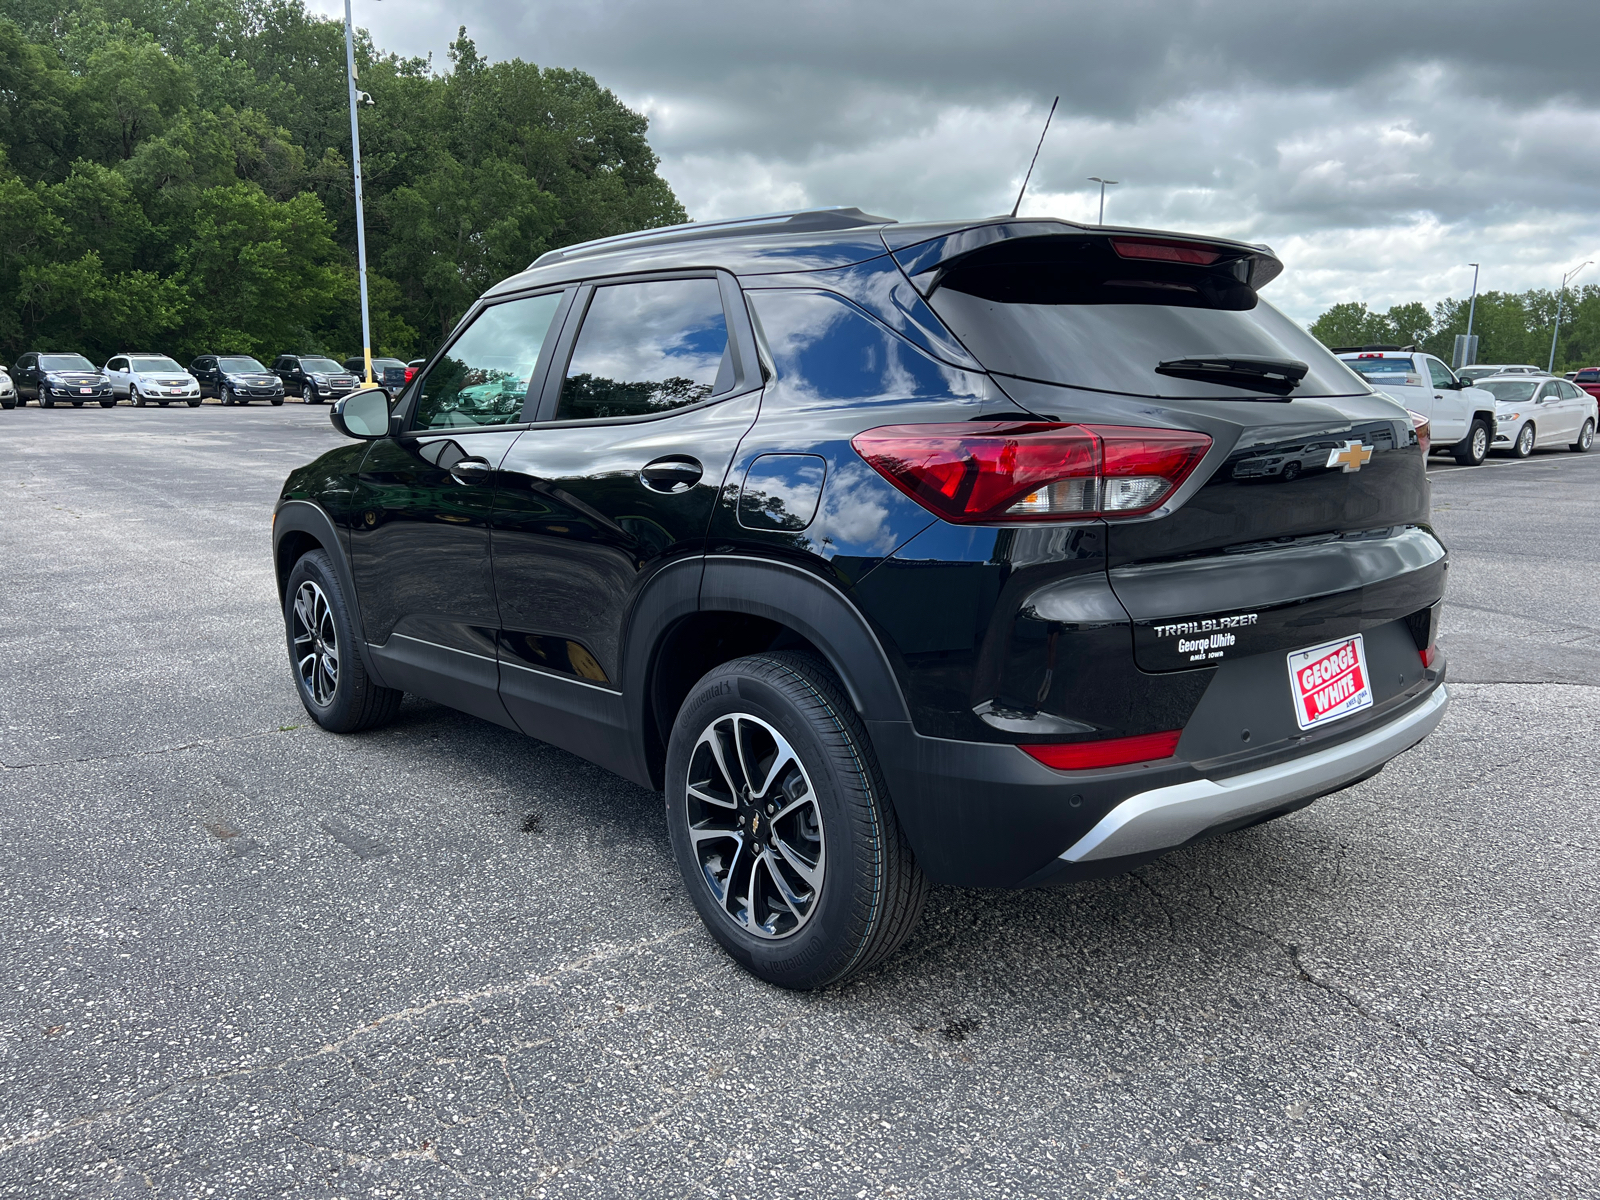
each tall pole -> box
[1465,263,1479,340]
[1088,177,1119,224]
[344,0,373,386]
[1549,261,1592,374]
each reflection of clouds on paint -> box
[749,289,985,410]
[570,279,729,388]
[813,462,895,554]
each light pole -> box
[343,0,374,386]
[1088,177,1119,225]
[1548,260,1593,374]
[1465,263,1479,340]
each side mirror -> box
[331,387,391,440]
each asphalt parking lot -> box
[2,402,1597,1199]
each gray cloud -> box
[321,0,1600,319]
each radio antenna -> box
[1010,95,1059,218]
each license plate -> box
[169,388,183,394]
[1288,634,1373,731]
[79,387,91,394]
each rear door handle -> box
[639,456,704,493]
[448,456,494,483]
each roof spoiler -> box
[886,219,1283,296]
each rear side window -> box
[923,235,1365,399]
[414,292,563,430]
[556,279,732,421]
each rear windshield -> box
[923,235,1367,398]
[1576,368,1600,383]
[219,357,267,372]
[1456,366,1496,381]
[1477,380,1538,403]
[41,354,96,371]
[1343,355,1419,380]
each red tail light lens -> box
[1406,409,1430,456]
[1020,729,1182,770]
[1420,644,1439,669]
[851,423,1211,523]
[403,366,417,383]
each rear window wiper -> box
[1155,354,1308,397]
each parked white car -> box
[103,354,202,406]
[1337,350,1498,465]
[1475,375,1597,456]
[0,365,15,409]
[1457,363,1544,383]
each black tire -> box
[221,386,234,406]
[304,383,320,405]
[270,396,283,406]
[1573,419,1595,453]
[0,394,14,410]
[283,550,403,733]
[72,400,84,407]
[132,388,145,407]
[1279,460,1302,482]
[665,652,927,990]
[158,400,169,406]
[1512,422,1535,458]
[1453,418,1489,466]
[39,392,54,408]
[98,397,115,407]
[186,397,201,407]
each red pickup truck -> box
[1576,367,1600,400]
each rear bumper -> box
[870,671,1448,889]
[1059,682,1446,863]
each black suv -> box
[341,355,409,394]
[273,209,1449,988]
[12,351,115,406]
[270,354,358,404]
[191,355,285,405]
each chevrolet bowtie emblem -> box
[1326,441,1374,473]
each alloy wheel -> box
[684,713,825,940]
[1581,422,1595,451]
[290,580,340,707]
[1517,423,1535,457]
[1471,425,1488,462]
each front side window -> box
[1426,359,1456,388]
[556,278,732,421]
[108,358,127,372]
[413,292,563,430]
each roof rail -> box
[530,207,897,269]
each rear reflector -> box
[852,423,1211,524]
[1111,238,1223,266]
[1020,729,1183,771]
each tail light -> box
[1020,729,1182,770]
[1407,409,1430,456]
[403,366,417,383]
[851,423,1211,523]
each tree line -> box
[0,0,686,364]
[1309,284,1600,373]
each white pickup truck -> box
[1338,349,1498,465]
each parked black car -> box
[273,209,1449,988]
[11,352,115,407]
[190,355,285,405]
[341,356,409,394]
[270,354,358,404]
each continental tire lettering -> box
[684,678,734,719]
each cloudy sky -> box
[317,0,1600,323]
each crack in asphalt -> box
[0,727,294,771]
[0,925,699,1160]
[1196,884,1598,1136]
